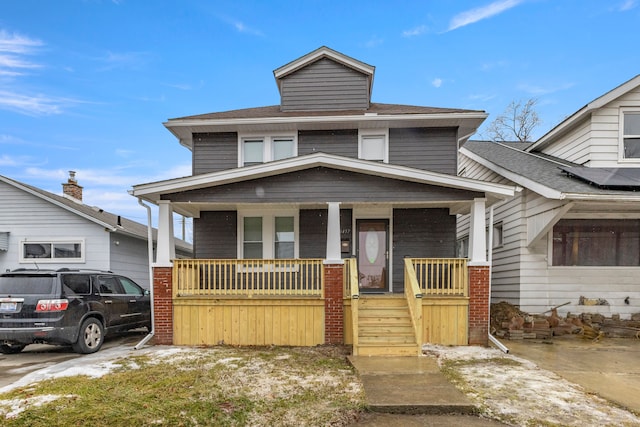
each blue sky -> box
[1,0,640,231]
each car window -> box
[62,274,91,295]
[118,277,144,296]
[98,276,124,294]
[0,275,57,295]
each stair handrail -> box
[404,258,423,355]
[347,258,360,355]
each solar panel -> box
[560,166,640,189]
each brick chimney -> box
[62,171,83,202]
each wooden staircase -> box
[354,295,421,357]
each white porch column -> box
[155,200,175,267]
[325,202,344,264]
[468,198,489,266]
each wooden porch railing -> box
[404,258,423,352]
[172,259,324,298]
[410,258,468,297]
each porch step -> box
[354,296,420,357]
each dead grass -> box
[0,345,365,426]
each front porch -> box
[155,257,486,354]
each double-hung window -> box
[621,109,640,160]
[240,135,296,166]
[358,129,388,162]
[240,211,298,259]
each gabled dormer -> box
[273,46,375,112]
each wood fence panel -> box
[421,298,469,345]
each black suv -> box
[0,269,151,354]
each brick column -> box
[152,266,173,345]
[468,265,490,346]
[324,263,344,344]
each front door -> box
[356,219,389,292]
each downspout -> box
[134,197,155,350]
[486,205,509,353]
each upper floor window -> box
[621,110,640,159]
[20,239,85,263]
[358,130,388,162]
[239,134,297,167]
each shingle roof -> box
[0,175,192,252]
[462,141,640,197]
[170,102,484,121]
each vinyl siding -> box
[279,58,369,111]
[298,129,358,158]
[110,233,152,289]
[392,208,456,292]
[166,167,483,204]
[192,132,238,174]
[193,211,237,258]
[299,209,352,258]
[0,181,111,272]
[389,128,458,174]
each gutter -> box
[134,197,155,350]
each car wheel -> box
[0,343,26,354]
[72,318,104,354]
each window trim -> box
[20,238,85,263]
[619,108,640,162]
[358,129,389,163]
[238,209,299,259]
[238,133,298,167]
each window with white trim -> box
[358,130,388,162]
[239,134,297,166]
[621,109,640,159]
[239,211,298,259]
[20,239,85,263]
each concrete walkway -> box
[348,356,506,426]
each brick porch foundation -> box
[323,263,344,344]
[468,265,490,346]
[152,266,173,345]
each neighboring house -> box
[132,46,516,354]
[459,74,640,319]
[0,172,192,288]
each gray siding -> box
[280,58,369,111]
[392,208,456,291]
[389,128,458,174]
[110,233,151,289]
[193,211,237,258]
[166,168,483,204]
[192,132,238,174]
[299,209,352,258]
[298,129,358,158]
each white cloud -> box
[0,30,42,54]
[432,78,443,88]
[517,81,575,96]
[619,0,637,11]
[96,51,152,71]
[364,36,384,48]
[402,25,427,37]
[448,0,524,31]
[0,90,67,115]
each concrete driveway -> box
[0,330,148,389]
[503,335,640,413]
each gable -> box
[278,57,371,112]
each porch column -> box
[156,200,175,267]
[325,202,343,264]
[468,198,490,346]
[324,202,344,344]
[468,198,488,265]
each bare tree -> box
[486,98,541,142]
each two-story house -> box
[459,75,640,320]
[132,47,516,355]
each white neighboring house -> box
[0,172,192,288]
[459,75,640,319]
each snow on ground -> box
[424,344,640,426]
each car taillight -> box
[35,299,69,312]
